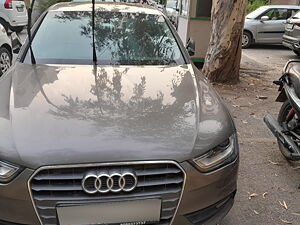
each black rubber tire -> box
[293,50,300,56]
[242,31,252,49]
[11,26,24,33]
[277,100,300,161]
[0,47,12,77]
[0,20,8,33]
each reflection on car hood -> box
[0,63,199,168]
[0,63,235,169]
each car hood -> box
[0,63,235,169]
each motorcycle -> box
[264,59,300,161]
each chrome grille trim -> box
[27,161,186,225]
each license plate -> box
[57,199,161,225]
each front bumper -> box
[282,34,300,50]
[0,159,238,225]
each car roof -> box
[262,5,300,9]
[48,2,162,15]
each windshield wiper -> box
[27,0,36,64]
[92,0,97,65]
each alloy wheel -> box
[242,34,249,48]
[0,51,11,74]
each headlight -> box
[192,134,238,172]
[0,160,21,183]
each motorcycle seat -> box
[287,64,300,98]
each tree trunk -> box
[202,0,247,84]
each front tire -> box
[277,101,300,161]
[0,47,12,77]
[242,31,252,49]
[293,50,300,56]
[0,20,8,33]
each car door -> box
[256,8,288,43]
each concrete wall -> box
[188,20,212,59]
[188,0,211,59]
[271,0,300,5]
[177,17,189,44]
[177,0,212,59]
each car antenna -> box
[27,0,36,64]
[92,0,97,65]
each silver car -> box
[0,23,12,75]
[283,10,300,55]
[0,2,239,225]
[243,5,300,48]
[166,0,179,26]
[0,0,28,33]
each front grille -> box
[29,162,185,225]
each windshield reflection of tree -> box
[55,11,178,65]
[49,11,194,139]
[49,68,195,139]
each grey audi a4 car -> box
[0,2,239,225]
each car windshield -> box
[246,6,268,19]
[24,10,185,65]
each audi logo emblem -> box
[81,171,138,194]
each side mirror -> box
[11,32,22,54]
[260,16,270,22]
[186,39,195,56]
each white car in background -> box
[0,23,12,76]
[166,0,178,26]
[243,5,300,48]
[0,0,27,33]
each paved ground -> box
[19,30,27,43]
[242,44,300,71]
[11,30,27,62]
[220,45,300,225]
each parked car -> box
[0,0,28,33]
[0,2,239,225]
[243,5,300,48]
[283,10,300,55]
[0,23,12,76]
[165,0,178,27]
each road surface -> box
[221,45,300,225]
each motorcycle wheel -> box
[277,100,300,161]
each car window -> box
[262,9,288,20]
[246,6,268,19]
[290,9,299,17]
[24,11,185,65]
